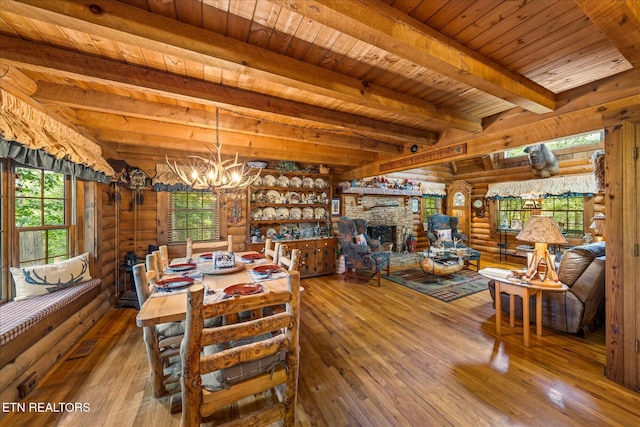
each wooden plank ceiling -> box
[0,0,638,178]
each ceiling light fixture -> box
[165,108,263,193]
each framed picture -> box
[331,198,341,216]
[412,198,420,213]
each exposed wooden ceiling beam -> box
[68,110,381,165]
[33,82,404,155]
[95,131,377,166]
[3,0,481,133]
[339,72,640,180]
[0,35,438,146]
[575,0,640,69]
[276,0,557,114]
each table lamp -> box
[516,215,567,288]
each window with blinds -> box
[167,192,219,243]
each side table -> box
[479,270,568,347]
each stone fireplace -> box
[342,194,415,251]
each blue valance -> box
[1,140,111,183]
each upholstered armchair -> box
[337,217,390,286]
[425,214,467,248]
[353,218,381,252]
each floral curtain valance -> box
[419,181,447,197]
[486,174,597,200]
[0,89,114,178]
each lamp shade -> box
[516,215,567,245]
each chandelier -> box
[166,108,263,193]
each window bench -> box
[0,278,108,401]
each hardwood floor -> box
[2,259,639,426]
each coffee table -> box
[418,249,464,282]
[479,269,568,347]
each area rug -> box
[386,268,489,302]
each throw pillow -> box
[10,253,92,301]
[436,229,452,242]
[355,233,367,245]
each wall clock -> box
[412,198,419,213]
[472,198,485,217]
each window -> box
[497,196,585,236]
[15,167,72,267]
[168,192,219,243]
[422,196,439,219]
[504,130,603,158]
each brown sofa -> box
[488,242,605,335]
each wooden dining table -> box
[137,252,287,326]
[136,251,289,398]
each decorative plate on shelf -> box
[290,176,302,188]
[314,178,327,189]
[251,208,263,220]
[277,175,290,187]
[263,207,277,219]
[262,174,276,186]
[302,207,314,219]
[224,283,264,297]
[315,207,326,219]
[277,207,290,219]
[302,177,314,188]
[155,276,194,290]
[290,207,302,219]
[266,190,281,203]
[266,228,277,238]
[287,191,301,203]
[252,176,262,186]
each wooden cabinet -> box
[247,169,334,278]
[246,237,336,278]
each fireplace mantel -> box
[341,187,421,206]
[341,187,422,196]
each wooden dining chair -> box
[188,235,234,257]
[132,262,184,397]
[277,245,301,272]
[152,250,164,279]
[181,271,301,426]
[158,245,170,272]
[264,238,281,265]
[145,253,160,284]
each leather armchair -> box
[425,214,467,248]
[488,242,606,335]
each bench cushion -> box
[0,278,102,348]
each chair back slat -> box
[278,246,301,272]
[264,238,281,265]
[132,263,151,307]
[158,245,169,271]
